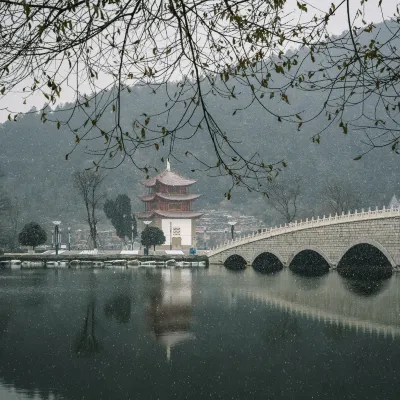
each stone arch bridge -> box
[208,207,400,268]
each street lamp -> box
[52,221,61,255]
[228,221,237,240]
[68,227,71,251]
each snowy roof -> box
[136,210,204,219]
[139,193,201,202]
[388,195,400,209]
[141,170,196,187]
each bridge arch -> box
[251,250,284,273]
[287,246,333,268]
[250,250,285,266]
[224,254,247,270]
[337,239,396,268]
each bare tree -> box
[266,179,301,223]
[73,170,106,249]
[323,180,360,215]
[0,169,10,214]
[0,197,20,252]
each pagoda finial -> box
[167,158,171,171]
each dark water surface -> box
[0,267,399,400]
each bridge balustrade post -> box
[383,206,386,211]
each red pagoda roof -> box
[141,170,196,187]
[139,193,201,202]
[136,210,204,219]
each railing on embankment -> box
[0,254,209,268]
[209,206,400,257]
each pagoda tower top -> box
[140,163,197,187]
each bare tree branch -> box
[73,170,106,249]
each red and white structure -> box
[137,161,203,249]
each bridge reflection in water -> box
[222,267,400,338]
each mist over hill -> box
[1,21,399,235]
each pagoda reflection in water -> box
[147,269,194,361]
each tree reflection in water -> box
[73,301,101,357]
[104,295,132,324]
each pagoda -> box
[137,160,203,249]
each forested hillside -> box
[1,22,399,235]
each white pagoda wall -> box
[161,219,194,247]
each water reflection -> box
[0,268,399,399]
[104,295,132,323]
[342,277,390,297]
[293,273,328,291]
[73,301,101,357]
[146,270,194,361]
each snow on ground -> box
[165,250,184,255]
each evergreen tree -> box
[18,222,47,249]
[104,194,137,243]
[141,226,166,251]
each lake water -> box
[0,267,399,400]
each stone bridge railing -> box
[208,206,400,257]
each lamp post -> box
[228,221,237,240]
[68,227,71,251]
[52,221,61,255]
